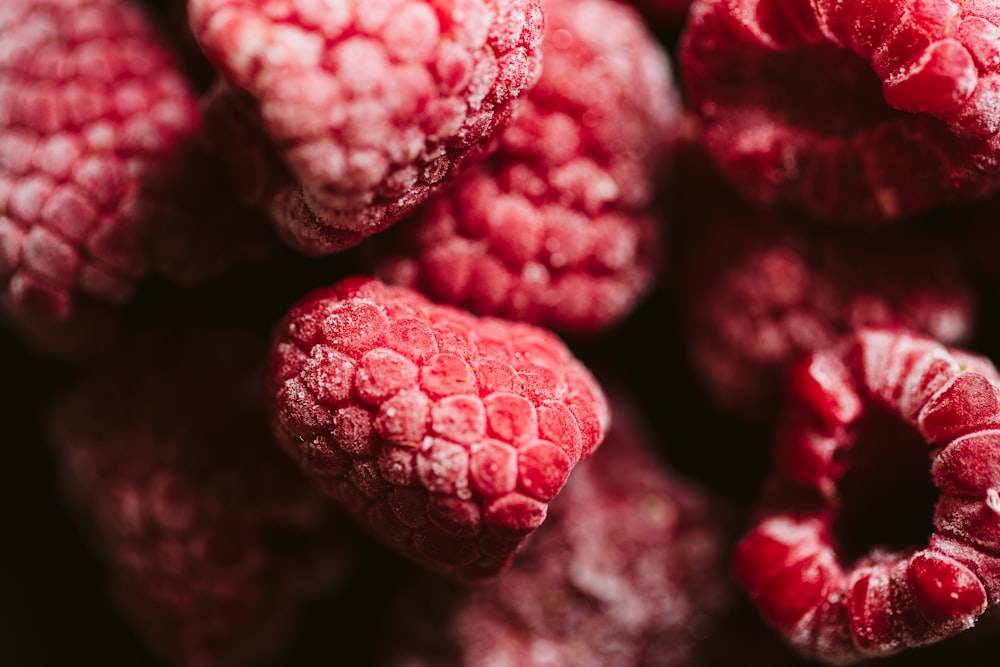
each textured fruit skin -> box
[370,0,676,334]
[191,0,545,254]
[673,153,976,422]
[267,277,610,580]
[383,398,731,667]
[680,0,1000,223]
[734,329,1000,664]
[0,0,199,342]
[49,324,351,667]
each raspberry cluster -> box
[369,0,676,333]
[7,0,1000,666]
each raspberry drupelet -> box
[680,0,1000,223]
[267,277,610,580]
[383,398,732,667]
[0,0,199,350]
[369,0,677,334]
[734,328,1000,663]
[49,323,352,667]
[190,0,545,254]
[672,154,976,423]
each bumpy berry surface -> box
[680,0,1000,222]
[383,398,731,667]
[267,277,610,580]
[190,0,545,254]
[0,0,199,342]
[673,154,976,422]
[50,324,351,667]
[734,328,1000,663]
[370,0,676,334]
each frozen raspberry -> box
[0,0,200,346]
[734,328,1000,663]
[267,277,610,580]
[383,398,732,667]
[368,0,676,334]
[673,152,976,422]
[190,0,545,254]
[49,323,352,667]
[680,0,1000,222]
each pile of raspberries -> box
[6,0,1000,665]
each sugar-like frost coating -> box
[191,0,545,254]
[383,398,732,667]
[680,0,1000,222]
[267,277,610,579]
[0,0,200,349]
[370,0,677,334]
[734,329,1000,663]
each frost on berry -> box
[680,0,1000,222]
[190,0,545,254]
[383,398,732,667]
[369,0,677,334]
[49,323,352,667]
[0,0,195,343]
[0,0,273,358]
[734,329,1000,663]
[673,152,976,423]
[267,277,610,580]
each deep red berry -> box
[680,0,1000,222]
[49,323,352,667]
[0,0,199,346]
[369,0,676,334]
[673,156,976,422]
[734,329,1000,663]
[267,277,609,579]
[384,398,731,667]
[190,0,545,254]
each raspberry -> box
[673,153,976,422]
[368,0,676,334]
[0,0,200,343]
[383,398,731,667]
[190,0,545,254]
[733,328,1000,663]
[267,277,610,579]
[680,0,1000,222]
[49,323,352,667]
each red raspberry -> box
[267,277,610,580]
[369,0,676,334]
[49,324,352,667]
[680,0,1000,222]
[384,398,732,667]
[673,154,976,422]
[190,0,545,254]
[0,0,199,341]
[734,328,1000,663]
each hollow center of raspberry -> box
[736,45,902,137]
[832,405,938,565]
